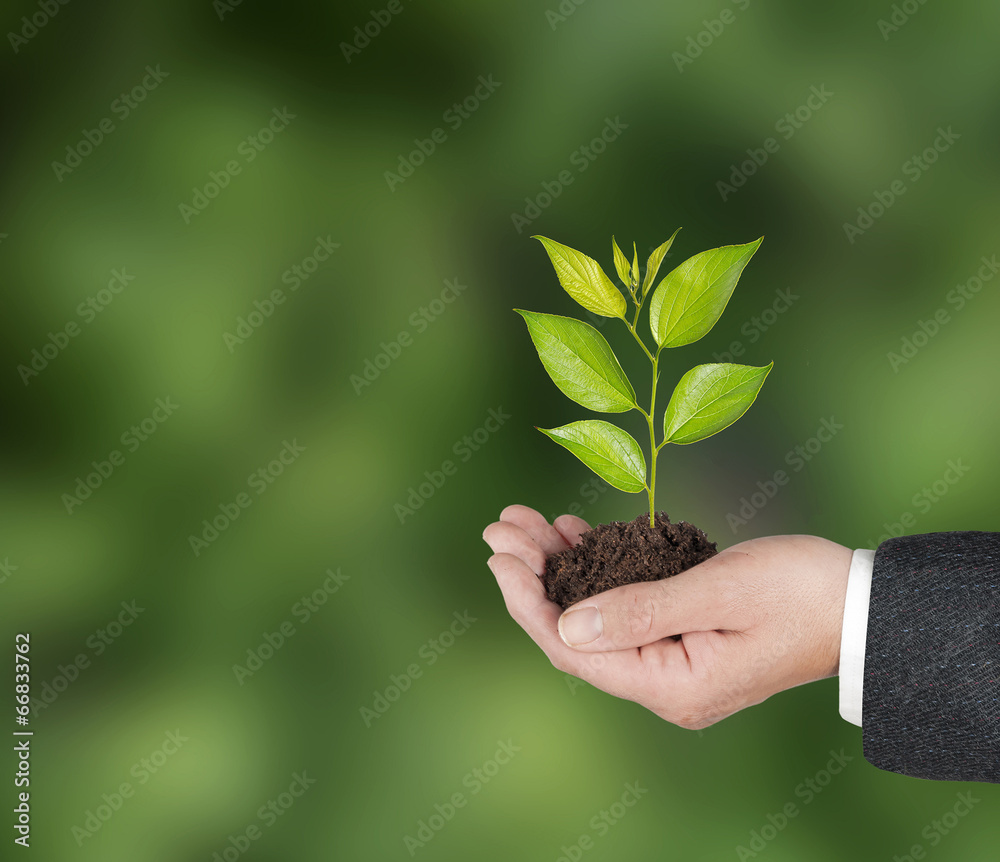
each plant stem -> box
[625,320,655,364]
[623,287,660,529]
[647,350,658,528]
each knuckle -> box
[621,588,659,642]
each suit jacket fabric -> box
[863,531,1000,782]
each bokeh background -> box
[3,0,999,859]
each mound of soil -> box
[543,512,717,610]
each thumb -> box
[556,559,737,651]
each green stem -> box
[625,321,655,364]
[647,350,659,528]
[621,290,659,529]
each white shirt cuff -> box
[838,548,875,726]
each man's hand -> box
[483,505,852,729]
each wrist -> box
[815,537,854,680]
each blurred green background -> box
[3,0,999,859]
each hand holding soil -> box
[484,504,853,729]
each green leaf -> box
[641,227,682,297]
[663,362,773,445]
[538,420,646,493]
[533,236,627,318]
[649,237,763,348]
[612,236,631,287]
[515,310,637,413]
[631,242,640,289]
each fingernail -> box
[559,606,602,646]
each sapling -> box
[516,230,772,529]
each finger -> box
[482,521,547,576]
[638,630,757,729]
[487,552,654,695]
[553,514,591,547]
[499,504,571,555]
[557,556,739,651]
[487,552,559,628]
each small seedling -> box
[517,230,772,529]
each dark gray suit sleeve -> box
[862,531,1000,782]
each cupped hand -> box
[483,505,852,729]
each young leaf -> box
[662,362,773,445]
[515,310,637,413]
[631,242,640,289]
[538,420,646,493]
[533,236,627,319]
[641,227,682,297]
[612,236,631,287]
[649,237,763,348]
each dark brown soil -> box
[543,512,717,609]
